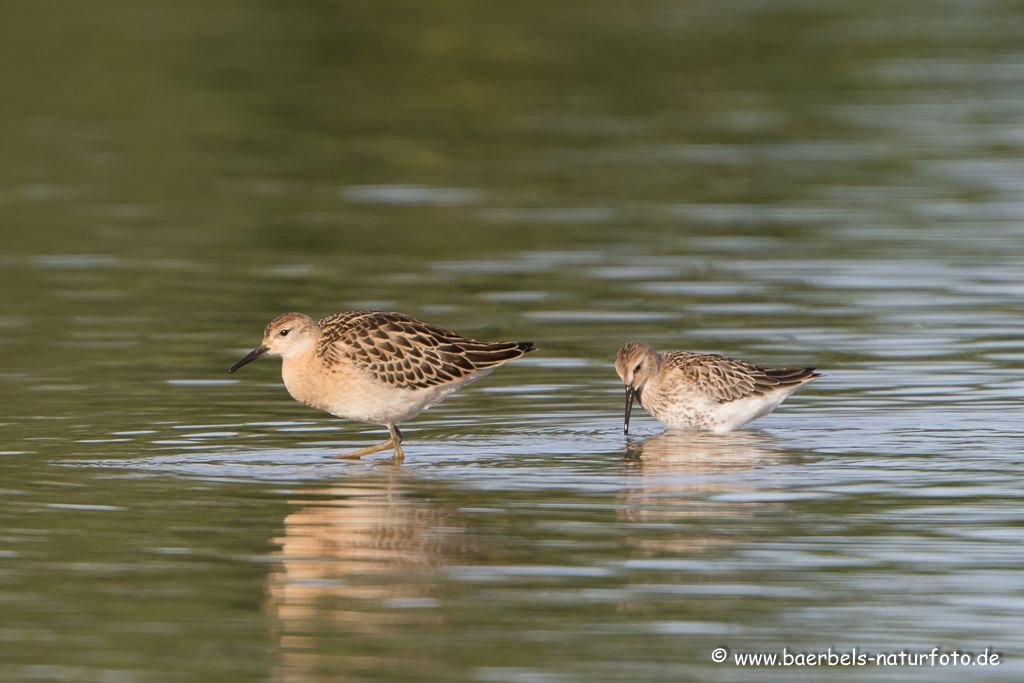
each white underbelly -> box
[644,386,798,432]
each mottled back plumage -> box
[316,310,534,390]
[662,351,819,404]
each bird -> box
[614,341,820,434]
[229,310,535,460]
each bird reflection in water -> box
[265,478,478,681]
[624,429,783,468]
[619,430,790,553]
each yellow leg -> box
[330,425,405,461]
[331,439,395,459]
[389,424,404,463]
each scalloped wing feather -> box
[317,311,534,390]
[664,351,820,403]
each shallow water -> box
[3,1,1024,681]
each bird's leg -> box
[330,425,405,460]
[388,424,404,462]
[331,435,395,459]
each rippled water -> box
[3,1,1024,681]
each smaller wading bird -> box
[615,341,820,434]
[230,311,534,460]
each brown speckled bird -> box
[230,311,534,460]
[615,341,820,433]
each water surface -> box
[2,1,1024,681]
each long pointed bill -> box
[624,386,636,434]
[229,345,269,373]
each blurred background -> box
[3,1,1024,681]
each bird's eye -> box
[280,329,290,337]
[633,362,642,374]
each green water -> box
[3,1,1024,681]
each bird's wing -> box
[317,310,533,390]
[664,351,820,403]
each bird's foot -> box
[331,439,396,459]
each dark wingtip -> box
[518,342,536,353]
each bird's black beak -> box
[229,345,269,373]
[624,386,636,434]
